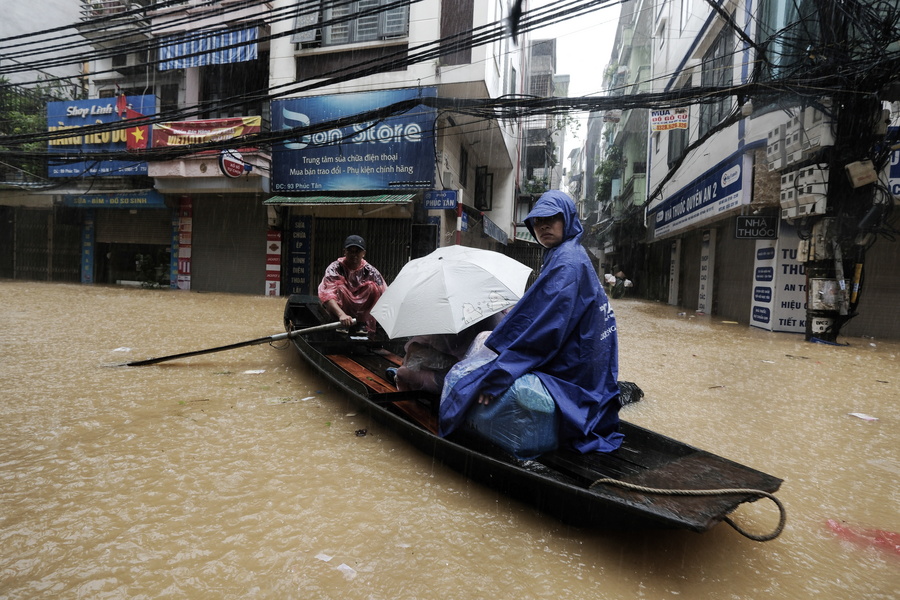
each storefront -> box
[63,190,175,286]
[646,149,806,331]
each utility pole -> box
[801,2,893,342]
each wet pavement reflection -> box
[1,281,896,599]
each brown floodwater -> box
[1,280,897,599]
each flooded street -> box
[1,280,897,599]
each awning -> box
[264,193,415,206]
[159,27,258,71]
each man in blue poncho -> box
[439,190,623,453]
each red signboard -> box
[219,150,246,178]
[152,116,261,149]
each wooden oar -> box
[123,321,344,367]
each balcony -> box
[77,1,152,47]
[619,173,646,210]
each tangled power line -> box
[0,0,898,177]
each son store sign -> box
[270,88,436,192]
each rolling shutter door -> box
[191,196,267,294]
[95,209,173,244]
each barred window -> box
[295,1,409,46]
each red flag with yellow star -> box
[124,108,150,151]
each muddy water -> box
[1,281,896,599]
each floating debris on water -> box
[848,412,878,421]
[337,563,357,580]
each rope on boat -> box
[588,478,786,542]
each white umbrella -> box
[371,245,533,338]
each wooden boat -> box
[283,295,784,537]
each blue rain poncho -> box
[439,190,623,453]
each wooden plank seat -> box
[326,355,396,394]
[326,354,440,434]
[372,348,404,366]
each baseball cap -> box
[344,235,366,250]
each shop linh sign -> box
[735,215,777,239]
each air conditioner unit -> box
[442,171,455,189]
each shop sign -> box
[46,95,156,177]
[750,222,805,334]
[649,153,749,238]
[287,215,312,295]
[153,117,261,150]
[271,88,437,192]
[62,190,166,208]
[735,215,777,239]
[219,150,249,178]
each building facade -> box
[595,0,900,341]
[1,0,537,295]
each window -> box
[667,83,691,167]
[459,147,469,187]
[507,65,518,96]
[475,167,493,211]
[440,0,474,65]
[756,0,818,80]
[296,0,409,46]
[680,0,692,33]
[698,23,734,138]
[667,127,689,169]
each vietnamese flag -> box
[124,107,150,151]
[116,94,127,118]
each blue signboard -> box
[47,95,156,177]
[650,153,748,238]
[62,190,166,208]
[423,190,458,209]
[81,210,95,284]
[287,215,313,295]
[271,88,437,192]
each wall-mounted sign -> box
[154,116,261,150]
[219,149,248,178]
[649,152,750,239]
[750,222,805,333]
[62,190,166,208]
[271,87,437,192]
[46,95,156,177]
[735,215,778,239]
[650,108,689,131]
[423,190,458,209]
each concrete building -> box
[1,0,536,294]
[0,1,84,281]
[643,0,900,340]
[266,0,530,295]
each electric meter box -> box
[809,278,847,311]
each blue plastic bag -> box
[463,373,559,460]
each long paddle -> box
[123,321,344,367]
